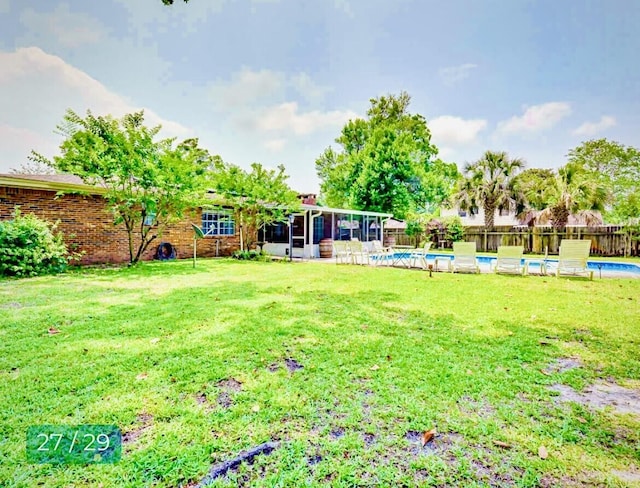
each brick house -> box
[0,174,239,265]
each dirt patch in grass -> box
[404,430,465,457]
[284,358,303,372]
[267,358,304,372]
[329,427,345,440]
[0,302,22,309]
[404,430,528,485]
[612,469,640,483]
[457,396,497,419]
[544,357,582,374]
[362,432,376,447]
[267,362,281,372]
[307,453,322,466]
[217,378,242,392]
[214,378,242,409]
[539,474,597,487]
[550,381,640,416]
[123,413,153,444]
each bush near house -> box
[0,210,69,277]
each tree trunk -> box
[483,203,495,231]
[133,234,157,264]
[125,219,135,265]
[551,204,569,230]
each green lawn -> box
[1,260,639,487]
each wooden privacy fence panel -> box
[383,226,640,256]
[460,226,640,256]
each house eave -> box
[299,204,393,218]
[0,176,106,195]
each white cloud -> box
[438,63,478,85]
[209,68,285,110]
[0,124,60,170]
[20,3,106,48]
[429,115,487,146]
[497,102,572,135]
[572,115,616,137]
[290,72,332,104]
[209,68,333,110]
[0,47,192,170]
[264,138,287,152]
[249,102,357,135]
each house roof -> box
[0,173,105,194]
[0,173,395,218]
[300,203,392,218]
[383,218,407,229]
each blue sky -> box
[1,0,639,192]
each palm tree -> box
[454,151,525,230]
[535,163,610,229]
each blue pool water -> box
[387,252,640,275]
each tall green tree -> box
[567,139,640,223]
[315,92,458,219]
[453,150,525,230]
[210,161,299,251]
[513,168,555,211]
[535,163,609,229]
[32,109,212,265]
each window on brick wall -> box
[202,210,235,236]
[143,212,156,226]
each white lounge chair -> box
[554,239,594,280]
[370,240,393,266]
[493,246,525,275]
[451,242,480,273]
[349,239,370,265]
[333,241,351,264]
[409,242,433,269]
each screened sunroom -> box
[259,203,393,259]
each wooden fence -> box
[384,226,640,256]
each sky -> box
[1,0,639,193]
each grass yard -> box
[1,260,639,487]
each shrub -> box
[231,249,271,261]
[0,209,69,277]
[442,216,465,242]
[426,215,465,247]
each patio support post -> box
[309,210,322,258]
[288,214,294,261]
[350,214,353,240]
[331,213,335,240]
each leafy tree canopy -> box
[209,160,300,251]
[567,138,640,223]
[534,162,610,229]
[315,91,458,220]
[513,168,555,211]
[453,150,525,230]
[32,109,212,265]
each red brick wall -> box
[0,186,240,265]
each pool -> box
[383,252,640,275]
